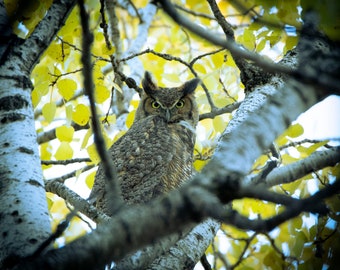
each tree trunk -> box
[0,52,51,267]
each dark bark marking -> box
[11,210,19,216]
[183,257,196,270]
[0,113,25,123]
[27,179,43,188]
[18,147,34,155]
[0,75,33,89]
[29,238,38,244]
[194,233,204,241]
[0,95,29,111]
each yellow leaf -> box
[211,51,225,67]
[194,159,208,172]
[40,143,52,169]
[57,78,77,101]
[50,196,67,214]
[87,143,100,164]
[56,126,74,142]
[46,42,63,61]
[81,128,92,149]
[101,44,115,55]
[126,110,136,128]
[194,63,206,74]
[286,123,304,138]
[46,195,53,210]
[162,73,180,83]
[42,102,56,123]
[242,29,255,50]
[275,133,288,146]
[282,153,299,165]
[31,89,40,108]
[65,104,73,124]
[256,38,267,52]
[252,155,269,171]
[202,74,218,91]
[200,118,213,132]
[213,115,227,133]
[34,81,50,97]
[95,85,110,103]
[85,171,96,189]
[100,114,116,125]
[214,96,229,108]
[73,104,90,126]
[111,81,123,94]
[55,142,73,160]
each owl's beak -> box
[165,109,171,122]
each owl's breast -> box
[93,115,196,208]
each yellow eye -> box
[176,99,185,108]
[151,100,160,109]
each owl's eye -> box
[151,100,160,109]
[175,99,185,108]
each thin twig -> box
[41,158,92,165]
[156,0,293,74]
[45,164,95,183]
[31,211,77,257]
[99,0,112,50]
[199,101,241,120]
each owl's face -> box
[134,72,200,128]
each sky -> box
[297,95,340,141]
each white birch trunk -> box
[0,62,51,262]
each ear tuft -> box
[142,71,158,94]
[182,78,200,94]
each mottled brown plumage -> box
[91,72,199,215]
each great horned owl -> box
[91,72,199,215]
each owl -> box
[91,71,200,215]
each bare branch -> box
[41,158,92,165]
[157,0,340,94]
[99,0,112,50]
[37,121,89,144]
[256,146,340,187]
[156,0,293,75]
[199,102,241,120]
[45,164,95,183]
[21,0,77,72]
[45,179,109,223]
[78,0,124,212]
[174,4,216,21]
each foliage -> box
[4,0,339,269]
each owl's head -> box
[134,72,200,128]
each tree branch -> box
[22,0,77,73]
[156,0,340,93]
[78,0,124,213]
[156,0,293,75]
[45,179,109,224]
[41,158,92,165]
[254,146,340,187]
